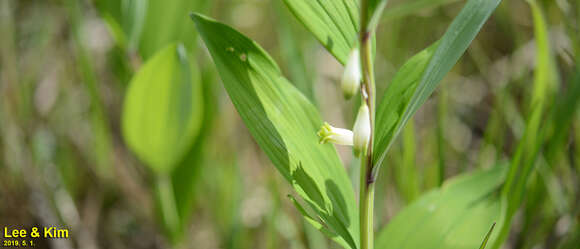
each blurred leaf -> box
[282,0,359,64]
[95,0,209,58]
[376,165,507,249]
[494,0,559,247]
[93,0,123,27]
[556,222,580,249]
[191,13,359,249]
[67,0,113,177]
[122,0,147,49]
[122,43,203,173]
[373,0,502,174]
[373,42,437,172]
[94,0,147,51]
[274,1,316,102]
[545,68,580,162]
[101,13,129,50]
[365,0,388,31]
[381,0,461,23]
[139,0,209,58]
[170,65,218,235]
[397,120,419,203]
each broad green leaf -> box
[282,0,359,64]
[375,165,508,249]
[373,0,502,174]
[191,13,359,249]
[122,43,203,173]
[494,1,558,247]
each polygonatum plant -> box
[190,0,554,248]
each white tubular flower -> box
[341,48,362,99]
[353,103,371,157]
[317,122,353,146]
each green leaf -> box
[139,0,209,59]
[171,66,217,228]
[289,195,352,249]
[373,0,502,173]
[545,68,580,162]
[94,0,148,51]
[381,0,461,23]
[122,0,148,50]
[274,0,316,102]
[373,42,438,173]
[375,165,508,249]
[494,1,559,247]
[281,0,359,64]
[191,13,359,249]
[478,222,496,249]
[96,0,210,59]
[122,43,203,173]
[365,0,388,31]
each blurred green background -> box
[0,0,578,248]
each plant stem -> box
[359,154,375,249]
[359,1,376,249]
[157,174,180,242]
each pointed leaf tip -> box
[478,222,497,249]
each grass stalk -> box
[65,0,113,177]
[436,84,447,185]
[401,121,419,201]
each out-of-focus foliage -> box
[376,165,506,249]
[95,0,209,58]
[122,43,203,174]
[0,0,578,248]
[374,0,502,173]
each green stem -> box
[359,155,375,249]
[359,1,376,249]
[157,174,180,243]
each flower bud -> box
[353,103,371,157]
[317,122,353,146]
[341,49,361,99]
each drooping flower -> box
[317,122,353,146]
[353,103,371,157]
[341,48,361,99]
